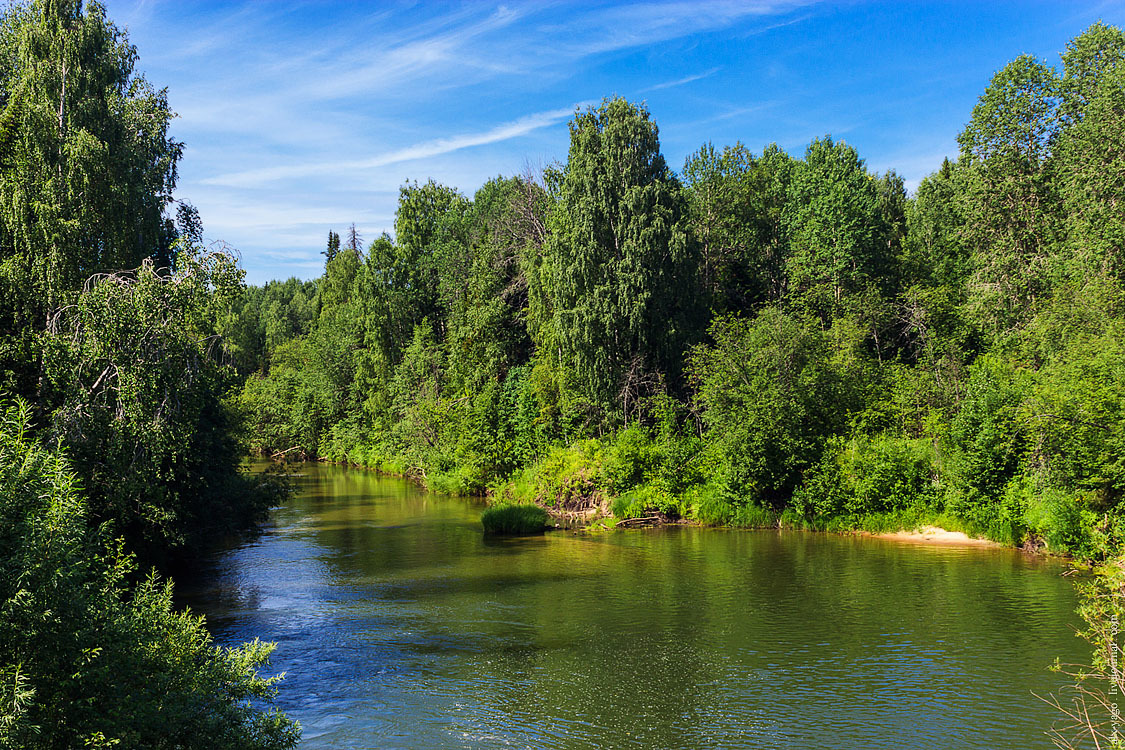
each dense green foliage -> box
[240,26,1125,561]
[480,504,549,535]
[0,0,182,396]
[0,401,298,749]
[0,0,276,567]
[0,2,298,745]
[538,99,700,418]
[22,2,1125,747]
[42,248,282,565]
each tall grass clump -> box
[481,504,549,535]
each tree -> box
[690,308,862,507]
[1054,23,1125,282]
[904,158,968,291]
[782,137,893,321]
[682,141,757,310]
[943,354,1031,539]
[682,142,794,314]
[388,179,470,344]
[318,238,360,311]
[175,201,203,246]
[1058,21,1125,126]
[898,158,975,368]
[443,176,536,393]
[345,223,362,255]
[0,0,182,399]
[540,98,700,421]
[322,230,340,265]
[42,247,277,567]
[0,0,181,318]
[956,55,1061,336]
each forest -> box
[0,0,1124,746]
[233,24,1125,559]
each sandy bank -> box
[871,525,1001,548]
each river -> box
[177,462,1088,749]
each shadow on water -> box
[480,533,552,549]
[372,568,606,601]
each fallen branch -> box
[615,514,665,528]
[271,446,303,459]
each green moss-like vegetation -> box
[481,505,550,535]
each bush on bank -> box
[0,401,299,749]
[481,505,549,535]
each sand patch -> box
[873,525,1001,547]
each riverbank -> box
[279,452,1057,558]
[868,525,1002,548]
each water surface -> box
[179,462,1087,749]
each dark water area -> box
[176,462,1088,749]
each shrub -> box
[1046,494,1100,559]
[0,400,299,749]
[481,505,549,535]
[604,427,663,494]
[688,482,776,527]
[846,436,937,514]
[792,435,936,520]
[690,309,863,508]
[791,438,849,518]
[944,355,1030,514]
[495,440,607,508]
[610,484,680,520]
[1043,557,1125,749]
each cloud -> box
[642,67,722,92]
[547,1,813,57]
[127,1,817,150]
[159,1,814,116]
[105,0,822,283]
[299,5,527,101]
[201,104,586,188]
[678,100,779,128]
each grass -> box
[481,504,549,535]
[493,440,607,507]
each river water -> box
[178,462,1088,749]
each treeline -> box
[236,23,1125,560]
[0,1,297,747]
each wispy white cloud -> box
[105,0,822,283]
[642,67,722,92]
[202,104,585,188]
[163,1,814,119]
[546,1,813,57]
[678,100,779,129]
[300,5,527,101]
[138,1,819,150]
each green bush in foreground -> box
[0,401,299,749]
[481,505,549,535]
[1044,558,1125,748]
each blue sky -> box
[102,0,1125,285]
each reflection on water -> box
[177,463,1086,749]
